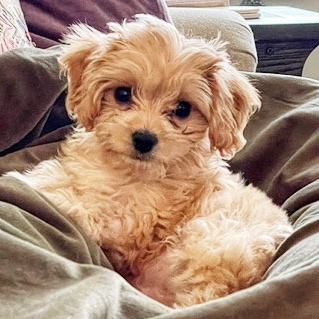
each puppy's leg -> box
[129,250,176,307]
[169,188,292,307]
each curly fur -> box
[7,15,293,307]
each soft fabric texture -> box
[231,73,319,209]
[0,0,33,54]
[0,46,66,155]
[20,0,171,49]
[0,45,318,318]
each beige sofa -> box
[169,7,258,72]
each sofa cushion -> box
[20,0,171,48]
[168,7,257,72]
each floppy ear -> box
[58,24,108,130]
[207,58,260,159]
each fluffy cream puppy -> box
[8,15,293,307]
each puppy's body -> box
[8,15,292,307]
[9,130,291,306]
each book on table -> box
[220,6,261,19]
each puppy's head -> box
[59,14,260,165]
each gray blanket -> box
[0,47,318,318]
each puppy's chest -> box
[110,180,190,215]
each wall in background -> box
[230,0,319,79]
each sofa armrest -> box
[168,7,258,72]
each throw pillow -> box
[0,0,33,54]
[20,0,171,48]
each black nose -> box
[132,130,158,154]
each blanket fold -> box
[0,46,67,155]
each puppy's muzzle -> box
[132,130,158,155]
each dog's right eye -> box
[114,87,131,103]
[173,101,192,119]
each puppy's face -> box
[59,15,260,167]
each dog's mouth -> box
[131,151,153,162]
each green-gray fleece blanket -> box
[0,47,318,319]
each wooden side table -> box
[247,6,319,75]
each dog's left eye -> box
[173,101,192,119]
[114,87,132,103]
